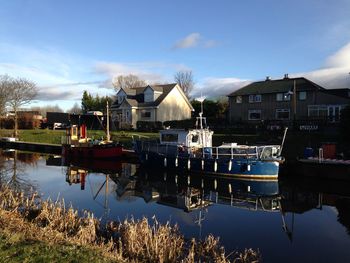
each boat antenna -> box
[196,96,206,129]
[106,100,110,141]
[279,127,288,156]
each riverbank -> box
[0,129,159,148]
[1,128,344,162]
[0,185,260,262]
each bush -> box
[136,121,163,132]
[163,119,194,129]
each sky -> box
[1,0,350,111]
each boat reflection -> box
[124,170,281,213]
[47,155,350,240]
[62,157,281,213]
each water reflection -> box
[2,150,350,262]
[280,176,350,239]
[48,155,350,242]
[0,149,37,192]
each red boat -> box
[62,102,123,159]
[62,123,123,159]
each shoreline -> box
[0,185,260,262]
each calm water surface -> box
[1,150,350,263]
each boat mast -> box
[106,101,110,141]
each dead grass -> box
[0,185,261,262]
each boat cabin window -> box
[161,133,178,143]
[191,135,199,143]
[259,146,279,159]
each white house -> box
[111,83,194,129]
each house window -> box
[299,91,306,100]
[276,109,290,120]
[276,93,291,101]
[308,105,328,118]
[141,110,151,118]
[283,93,291,101]
[276,93,283,101]
[248,110,261,120]
[236,96,242,103]
[249,94,262,103]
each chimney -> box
[284,74,289,79]
[265,76,271,81]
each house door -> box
[328,105,341,122]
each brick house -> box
[228,75,350,124]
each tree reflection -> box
[0,149,37,193]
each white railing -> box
[139,140,281,160]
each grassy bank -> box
[0,185,261,262]
[0,129,158,148]
[0,129,259,149]
[0,234,114,263]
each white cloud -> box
[203,40,218,48]
[291,41,350,89]
[191,77,251,98]
[324,42,350,68]
[0,43,114,109]
[173,33,201,49]
[191,41,350,99]
[93,61,190,89]
[172,33,217,50]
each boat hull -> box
[138,151,279,180]
[63,143,123,159]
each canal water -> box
[1,150,350,262]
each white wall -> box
[157,87,192,122]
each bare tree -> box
[30,105,64,117]
[5,76,37,137]
[0,75,11,115]
[112,74,146,90]
[66,102,82,114]
[174,70,194,97]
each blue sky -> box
[1,0,350,110]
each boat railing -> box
[208,193,281,212]
[138,140,281,160]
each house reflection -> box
[279,176,350,239]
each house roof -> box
[228,77,325,96]
[125,98,139,107]
[322,88,350,98]
[112,83,193,109]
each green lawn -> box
[0,129,159,148]
[0,234,115,263]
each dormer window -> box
[118,95,126,104]
[144,86,163,102]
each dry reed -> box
[0,185,261,262]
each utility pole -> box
[293,79,297,121]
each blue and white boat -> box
[134,112,286,180]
